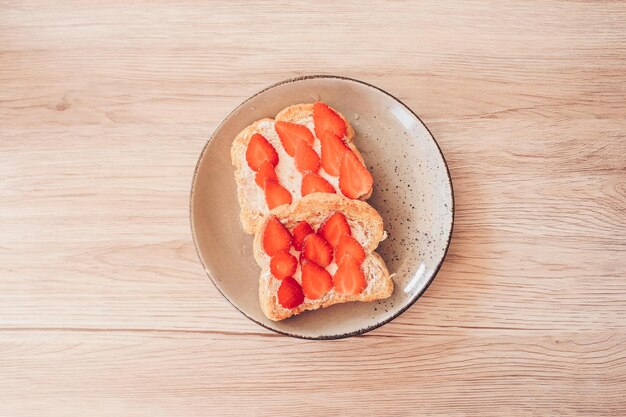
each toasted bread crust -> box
[253,194,393,321]
[231,103,371,235]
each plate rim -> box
[190,74,455,340]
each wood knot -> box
[56,101,70,111]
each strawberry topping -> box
[262,215,292,256]
[246,133,278,171]
[255,160,278,188]
[333,254,366,295]
[275,121,315,157]
[291,221,314,251]
[339,150,373,199]
[301,259,333,300]
[301,233,333,267]
[270,250,298,280]
[335,234,366,264]
[294,140,320,174]
[264,179,292,210]
[313,101,347,142]
[277,276,304,309]
[318,212,351,249]
[301,172,335,196]
[319,133,350,176]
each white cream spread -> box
[238,118,344,212]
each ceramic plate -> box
[190,75,453,339]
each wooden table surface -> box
[2,1,625,416]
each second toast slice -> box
[253,194,394,321]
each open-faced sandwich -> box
[253,194,393,321]
[231,101,393,321]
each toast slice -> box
[231,102,372,234]
[253,194,393,321]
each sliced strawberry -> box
[319,133,350,176]
[318,212,351,249]
[264,180,292,210]
[301,233,333,267]
[275,121,315,157]
[301,172,335,196]
[335,235,366,264]
[262,215,292,256]
[291,221,314,251]
[333,254,366,295]
[294,141,320,174]
[301,259,333,300]
[246,133,278,171]
[270,250,297,280]
[255,160,278,188]
[339,150,373,199]
[313,101,347,141]
[277,276,304,309]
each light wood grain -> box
[1,0,625,415]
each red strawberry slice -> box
[255,160,278,188]
[319,133,350,176]
[291,221,314,251]
[301,172,335,196]
[270,250,297,280]
[301,233,333,267]
[264,180,292,210]
[333,254,366,295]
[313,101,347,141]
[294,141,320,174]
[275,121,315,157]
[318,212,351,248]
[339,150,373,199]
[262,215,292,256]
[246,133,278,171]
[335,234,366,264]
[277,276,304,309]
[301,259,333,300]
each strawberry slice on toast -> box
[301,173,335,196]
[291,221,314,251]
[274,121,315,157]
[245,133,278,171]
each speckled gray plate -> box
[191,75,453,339]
